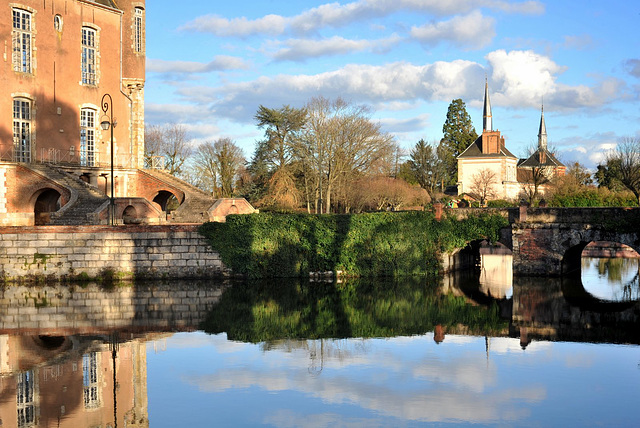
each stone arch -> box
[152,190,181,212]
[122,205,138,224]
[32,188,62,225]
[562,237,640,278]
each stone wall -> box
[0,281,228,334]
[0,225,226,281]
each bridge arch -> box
[31,188,62,225]
[152,190,182,212]
[562,239,640,278]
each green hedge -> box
[199,211,509,278]
[550,189,638,207]
[200,277,508,341]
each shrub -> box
[199,211,508,279]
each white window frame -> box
[13,98,32,163]
[80,108,96,167]
[133,7,145,53]
[12,8,33,73]
[82,353,100,409]
[17,370,36,427]
[81,27,97,85]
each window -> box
[133,7,145,53]
[13,98,32,163]
[82,353,100,409]
[12,9,32,73]
[17,371,36,427]
[81,27,97,85]
[80,108,96,166]
[54,15,63,32]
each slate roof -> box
[457,135,518,159]
[518,148,564,168]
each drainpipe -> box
[118,10,135,168]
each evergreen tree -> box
[440,99,478,183]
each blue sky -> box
[145,0,640,170]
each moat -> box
[0,254,639,427]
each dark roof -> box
[457,135,518,159]
[85,0,119,9]
[518,148,564,168]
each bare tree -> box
[519,144,561,204]
[469,168,498,206]
[607,136,640,205]
[300,97,395,213]
[144,123,192,176]
[192,138,245,198]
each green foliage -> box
[441,99,478,182]
[199,211,509,279]
[200,277,508,342]
[487,199,515,208]
[550,188,638,207]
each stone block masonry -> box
[0,225,227,281]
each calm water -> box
[1,256,639,427]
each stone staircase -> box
[142,169,216,223]
[27,164,109,225]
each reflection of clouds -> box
[185,367,545,423]
[180,335,547,424]
[263,410,384,428]
[489,337,552,354]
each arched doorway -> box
[122,205,138,224]
[34,189,62,225]
[152,191,181,213]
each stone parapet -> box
[0,225,226,281]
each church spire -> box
[538,104,547,150]
[483,78,492,132]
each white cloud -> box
[147,56,250,74]
[180,14,287,37]
[411,11,496,50]
[271,35,402,62]
[181,0,544,37]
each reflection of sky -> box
[581,257,640,301]
[146,332,640,427]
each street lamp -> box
[100,94,117,225]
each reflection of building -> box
[479,243,513,299]
[457,82,565,201]
[0,335,149,427]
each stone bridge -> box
[508,207,640,277]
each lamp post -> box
[100,94,116,225]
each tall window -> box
[80,108,96,166]
[83,353,100,408]
[12,9,32,73]
[17,371,36,427]
[13,98,32,163]
[134,7,145,53]
[81,27,97,85]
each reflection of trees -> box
[582,257,640,301]
[200,277,508,343]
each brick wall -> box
[0,225,226,281]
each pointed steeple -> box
[483,78,492,132]
[538,104,547,150]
